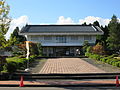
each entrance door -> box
[55,47,70,56]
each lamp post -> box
[25,41,30,72]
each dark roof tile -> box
[20,25,103,34]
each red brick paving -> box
[0,80,116,85]
[39,58,105,74]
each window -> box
[56,36,66,43]
[48,48,53,54]
[43,48,47,54]
[31,36,38,41]
[71,36,78,40]
[70,48,74,53]
[84,36,92,40]
[44,36,52,40]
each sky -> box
[5,0,120,39]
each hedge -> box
[85,52,120,67]
[2,55,37,73]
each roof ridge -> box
[26,24,92,26]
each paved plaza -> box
[39,58,105,74]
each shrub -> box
[106,59,113,65]
[91,54,101,60]
[85,53,101,61]
[0,56,7,72]
[86,52,120,68]
[112,54,119,57]
[82,41,90,54]
[114,62,119,67]
[30,55,37,59]
[85,52,91,57]
[6,61,17,73]
[17,58,27,69]
[4,55,37,73]
[100,57,108,63]
[117,61,120,67]
[86,46,92,53]
[91,43,105,55]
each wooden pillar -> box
[54,47,56,57]
[47,47,49,57]
[74,47,76,56]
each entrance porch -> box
[42,46,82,57]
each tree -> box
[9,27,26,45]
[93,21,103,44]
[93,21,109,50]
[82,22,87,26]
[91,43,105,55]
[107,15,120,53]
[93,21,100,27]
[82,40,90,54]
[36,43,42,56]
[100,25,109,49]
[0,0,11,72]
[0,0,11,49]
[16,42,42,57]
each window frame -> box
[84,36,92,41]
[44,36,52,40]
[71,36,78,40]
[56,36,66,43]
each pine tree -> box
[9,27,26,45]
[0,0,11,49]
[93,21,100,27]
[93,21,102,44]
[107,15,120,53]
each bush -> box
[87,46,92,53]
[6,61,17,73]
[82,41,90,54]
[85,52,101,60]
[100,57,108,62]
[85,52,91,57]
[91,43,105,55]
[115,62,120,67]
[117,61,120,67]
[91,54,101,60]
[86,52,120,68]
[30,55,37,59]
[5,55,38,73]
[17,58,27,69]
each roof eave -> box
[19,32,103,35]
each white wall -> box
[27,35,96,46]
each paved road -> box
[0,87,120,90]
[39,58,105,74]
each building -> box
[20,25,103,57]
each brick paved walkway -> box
[0,80,116,85]
[39,58,105,74]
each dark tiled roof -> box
[20,25,103,34]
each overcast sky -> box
[5,0,120,39]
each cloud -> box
[57,16,74,24]
[79,16,110,26]
[5,15,29,39]
[5,15,120,40]
[56,16,112,26]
